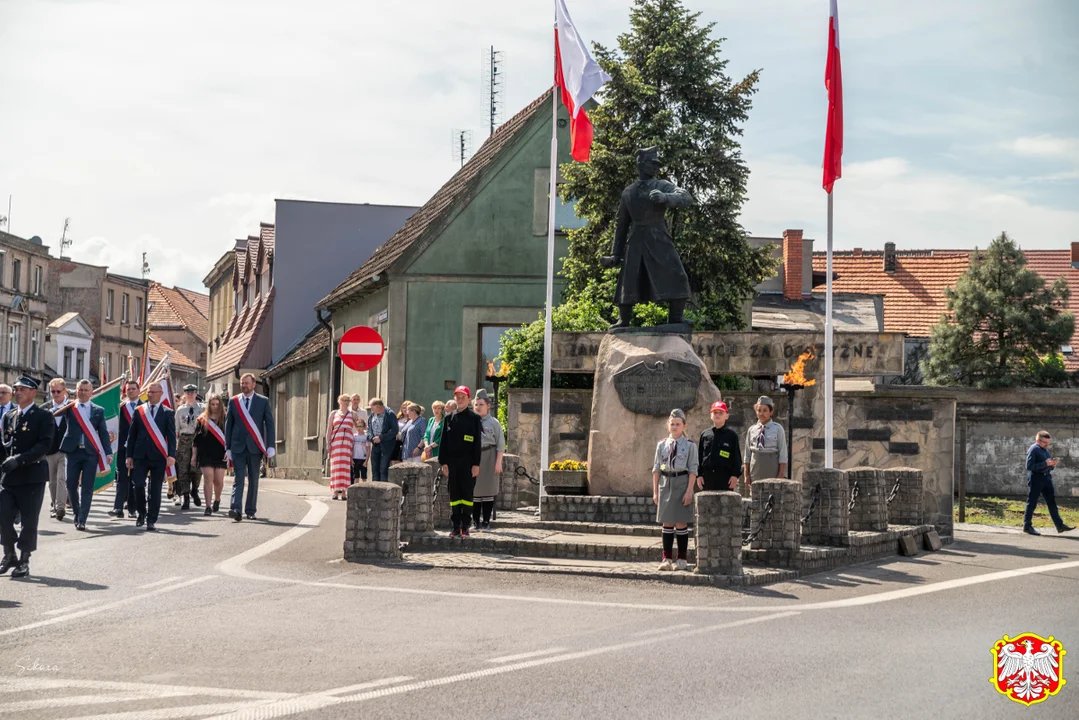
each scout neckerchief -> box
[138,403,176,478]
[232,393,268,454]
[70,401,109,472]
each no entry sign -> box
[338,326,385,372]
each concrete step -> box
[492,510,663,537]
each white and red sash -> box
[121,401,137,425]
[70,403,108,473]
[232,394,268,455]
[138,404,176,478]
[204,418,226,448]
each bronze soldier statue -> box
[600,146,695,331]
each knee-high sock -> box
[661,526,675,559]
[675,528,690,559]
[482,500,494,525]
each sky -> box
[1,0,1076,290]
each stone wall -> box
[506,388,593,493]
[693,491,743,576]
[387,463,434,534]
[344,482,402,561]
[541,495,655,524]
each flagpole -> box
[824,190,834,468]
[539,9,559,517]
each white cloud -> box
[1010,135,1079,163]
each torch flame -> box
[486,359,513,378]
[783,348,817,387]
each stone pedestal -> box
[694,491,743,576]
[750,479,801,567]
[883,467,924,526]
[344,482,402,561]
[388,462,434,534]
[801,468,850,546]
[425,459,451,529]
[498,454,521,510]
[587,333,722,496]
[847,466,888,532]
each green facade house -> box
[316,90,581,410]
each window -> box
[30,329,39,369]
[7,324,19,365]
[106,289,115,321]
[276,388,287,450]
[255,273,262,299]
[33,266,42,295]
[76,349,86,379]
[11,259,21,291]
[477,324,517,393]
[121,293,129,324]
[306,376,320,438]
[243,283,250,307]
[103,353,111,379]
[64,347,73,379]
[235,291,241,315]
[533,168,587,235]
[135,297,143,327]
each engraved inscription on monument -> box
[612,359,700,415]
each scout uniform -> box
[437,386,482,537]
[653,409,699,571]
[472,389,505,530]
[0,377,56,578]
[744,395,787,483]
[698,401,743,492]
[174,385,204,509]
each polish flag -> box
[823,0,843,193]
[555,0,610,162]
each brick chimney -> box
[884,242,897,274]
[1072,241,1079,269]
[783,229,804,301]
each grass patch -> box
[956,495,1079,528]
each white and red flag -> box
[822,0,843,193]
[555,0,610,162]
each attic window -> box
[1062,346,1074,355]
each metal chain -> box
[432,467,443,503]
[515,465,540,485]
[801,483,822,525]
[742,494,775,546]
[848,480,860,512]
[886,477,901,505]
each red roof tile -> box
[206,287,274,378]
[148,283,210,342]
[147,332,201,371]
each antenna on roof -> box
[59,218,73,258]
[451,130,473,167]
[482,46,505,136]
[141,252,151,279]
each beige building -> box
[147,282,209,389]
[0,231,51,389]
[203,249,236,376]
[263,326,330,479]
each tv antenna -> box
[451,130,473,167]
[60,218,73,257]
[482,46,505,136]
[141,252,151,279]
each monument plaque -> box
[612,359,700,415]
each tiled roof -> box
[177,288,210,317]
[148,283,210,342]
[1023,250,1079,371]
[317,88,554,309]
[264,326,329,379]
[231,225,275,290]
[148,332,201,371]
[206,287,275,378]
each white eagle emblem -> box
[996,639,1060,702]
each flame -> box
[486,359,512,378]
[783,348,817,387]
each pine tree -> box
[559,0,776,329]
[923,232,1073,388]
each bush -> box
[549,459,588,471]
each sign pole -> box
[824,190,834,469]
[539,34,559,517]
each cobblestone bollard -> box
[801,468,850,546]
[498,454,521,511]
[388,462,434,534]
[425,459,452,529]
[883,467,924,526]
[847,466,888,532]
[694,491,743,576]
[344,482,402,561]
[750,479,801,567]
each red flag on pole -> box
[823,0,843,193]
[555,0,610,162]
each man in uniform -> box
[126,381,176,531]
[438,386,482,538]
[109,380,142,519]
[174,384,204,510]
[743,396,787,491]
[0,377,56,578]
[698,401,743,492]
[44,378,70,522]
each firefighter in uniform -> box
[438,385,482,538]
[0,376,56,578]
[697,401,743,492]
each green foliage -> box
[558,0,778,330]
[923,232,1074,389]
[549,459,588,471]
[1024,352,1069,387]
[711,374,750,392]
[499,295,611,389]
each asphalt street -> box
[1,477,1077,719]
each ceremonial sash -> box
[205,418,226,448]
[232,395,268,454]
[138,404,176,478]
[122,402,136,424]
[70,404,108,473]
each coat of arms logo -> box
[990,633,1066,706]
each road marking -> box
[0,676,296,700]
[320,676,413,695]
[0,690,189,712]
[633,623,692,637]
[0,576,216,637]
[68,703,268,720]
[138,576,184,589]
[486,648,566,663]
[216,500,328,579]
[41,599,97,616]
[201,612,799,719]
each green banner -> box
[93,381,122,493]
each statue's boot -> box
[609,304,633,330]
[667,300,687,325]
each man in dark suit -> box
[44,378,70,522]
[126,381,176,531]
[60,379,113,531]
[0,377,56,578]
[109,380,142,519]
[366,398,398,482]
[1023,431,1075,536]
[224,372,275,521]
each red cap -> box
[453,385,471,398]
[710,401,729,413]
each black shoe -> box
[76,522,87,531]
[480,521,491,530]
[204,507,212,516]
[136,515,145,528]
[246,514,256,521]
[146,523,156,532]
[55,511,65,522]
[108,509,122,518]
[232,512,242,522]
[461,526,470,538]
[49,508,57,518]
[11,560,29,578]
[1023,525,1041,536]
[192,491,202,507]
[181,496,190,510]
[212,500,220,512]
[167,491,174,500]
[1057,524,1075,533]
[128,511,137,518]
[0,555,15,575]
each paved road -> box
[1,478,1077,719]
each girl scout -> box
[652,408,699,571]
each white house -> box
[46,312,95,384]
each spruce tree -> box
[923,232,1073,388]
